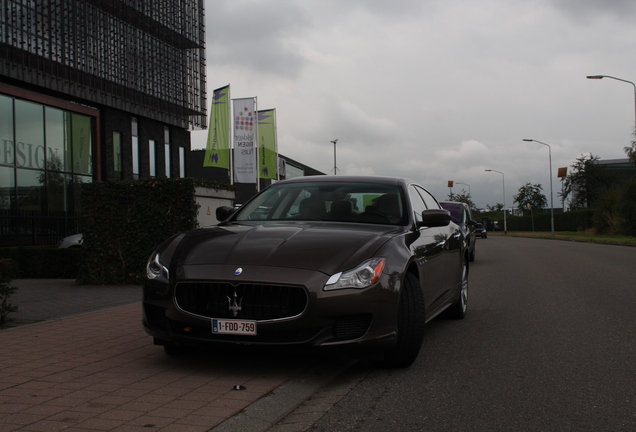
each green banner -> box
[258,109,277,179]
[204,85,231,169]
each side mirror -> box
[216,206,235,222]
[468,219,478,227]
[417,209,451,228]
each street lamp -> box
[455,182,471,195]
[586,75,636,127]
[485,169,506,234]
[523,139,555,235]
[331,139,338,175]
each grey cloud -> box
[206,1,309,78]
[551,0,636,20]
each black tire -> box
[383,272,425,368]
[446,258,468,319]
[469,247,475,262]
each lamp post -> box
[586,75,636,127]
[455,182,471,195]
[523,139,555,235]
[331,139,338,175]
[485,169,506,234]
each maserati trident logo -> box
[234,267,243,275]
[227,291,243,317]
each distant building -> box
[567,158,636,209]
[188,150,325,204]
[595,158,636,183]
[1,1,206,246]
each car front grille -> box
[174,282,308,321]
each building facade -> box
[1,0,206,246]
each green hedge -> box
[480,209,595,232]
[0,247,80,278]
[0,258,19,325]
[77,178,202,285]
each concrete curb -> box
[211,358,357,432]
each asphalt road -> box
[283,236,636,432]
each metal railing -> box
[0,210,81,247]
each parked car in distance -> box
[439,201,477,262]
[474,223,487,238]
[143,176,470,368]
[57,233,83,248]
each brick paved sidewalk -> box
[0,303,313,432]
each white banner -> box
[233,98,257,183]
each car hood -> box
[170,222,403,275]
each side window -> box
[415,186,440,210]
[408,186,428,223]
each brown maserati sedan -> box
[143,176,469,367]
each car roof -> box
[275,175,413,186]
[439,201,468,208]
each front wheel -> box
[447,258,468,319]
[382,272,425,368]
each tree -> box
[447,190,478,213]
[513,183,547,216]
[625,127,636,166]
[560,154,613,210]
[486,203,504,212]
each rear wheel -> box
[383,272,425,368]
[447,258,468,319]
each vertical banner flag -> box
[233,97,257,183]
[258,109,277,179]
[204,85,230,169]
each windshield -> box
[234,181,407,225]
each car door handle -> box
[452,232,461,239]
[436,240,446,248]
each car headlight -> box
[146,253,169,281]
[324,258,386,291]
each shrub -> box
[0,258,19,325]
[618,177,636,237]
[77,178,201,285]
[593,186,625,235]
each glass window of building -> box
[149,139,156,177]
[285,163,304,179]
[113,132,122,179]
[0,96,15,211]
[47,172,70,213]
[0,166,15,210]
[15,100,45,170]
[0,93,95,246]
[179,147,185,178]
[0,95,15,168]
[16,168,44,212]
[165,143,171,178]
[132,118,139,179]
[69,113,92,176]
[45,107,67,172]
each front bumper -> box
[142,264,400,350]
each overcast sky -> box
[191,0,636,208]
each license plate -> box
[212,319,257,336]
